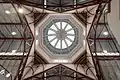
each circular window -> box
[47,21,75,49]
[43,19,79,55]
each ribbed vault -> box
[0,0,112,80]
[25,64,94,80]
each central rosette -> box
[56,29,67,40]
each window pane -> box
[62,40,67,49]
[48,30,55,34]
[67,36,75,41]
[65,24,72,31]
[62,22,67,29]
[56,40,61,49]
[50,38,58,46]
[65,39,72,46]
[55,22,61,29]
[50,25,57,31]
[48,36,56,41]
[67,30,75,34]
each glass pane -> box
[48,36,56,41]
[56,40,61,49]
[50,25,57,31]
[62,40,67,49]
[65,24,72,31]
[50,38,58,46]
[48,30,55,34]
[65,39,72,46]
[47,21,76,50]
[55,22,61,29]
[62,22,67,29]
[67,30,75,34]
[67,36,75,41]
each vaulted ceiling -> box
[0,0,112,80]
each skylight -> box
[47,21,75,49]
[42,19,81,56]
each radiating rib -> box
[60,40,62,49]
[67,34,75,36]
[60,21,62,29]
[54,39,59,47]
[66,37,73,42]
[64,39,68,48]
[66,28,73,32]
[47,34,56,36]
[49,28,57,32]
[49,37,57,42]
[63,23,68,30]
[53,22,60,30]
[64,39,70,52]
